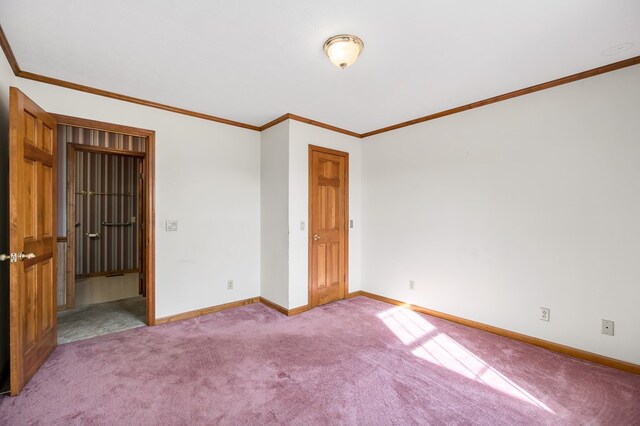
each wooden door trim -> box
[58,115,156,326]
[68,143,146,158]
[52,114,155,137]
[65,144,76,310]
[308,145,349,309]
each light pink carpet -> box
[0,296,639,425]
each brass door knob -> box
[313,234,320,241]
[19,252,36,261]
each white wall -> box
[260,121,289,307]
[362,64,640,364]
[288,120,362,309]
[0,49,16,372]
[3,49,639,366]
[12,78,261,319]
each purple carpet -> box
[1,296,639,425]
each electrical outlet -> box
[300,221,305,231]
[602,319,614,336]
[409,280,415,290]
[540,307,550,322]
[227,280,234,290]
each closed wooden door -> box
[309,146,348,308]
[8,87,57,395]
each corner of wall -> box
[260,119,291,309]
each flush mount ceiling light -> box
[323,34,364,69]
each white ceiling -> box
[1,0,639,133]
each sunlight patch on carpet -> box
[376,304,436,345]
[378,305,554,413]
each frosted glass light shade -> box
[323,35,364,69]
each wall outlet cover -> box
[601,319,614,336]
[165,220,178,231]
[540,307,550,321]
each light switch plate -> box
[350,219,354,229]
[165,220,178,231]
[300,221,305,231]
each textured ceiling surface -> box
[1,0,639,132]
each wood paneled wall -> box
[62,125,146,152]
[56,240,67,309]
[57,125,145,236]
[74,151,140,276]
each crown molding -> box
[1,23,639,139]
[260,113,362,138]
[16,70,261,131]
[0,23,20,74]
[0,23,260,132]
[361,55,640,138]
[259,113,290,131]
[287,113,361,138]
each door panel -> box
[42,165,53,238]
[317,244,326,289]
[23,266,37,348]
[309,146,348,308]
[9,87,57,396]
[40,259,54,332]
[42,122,53,154]
[23,159,37,240]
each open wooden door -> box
[7,87,57,395]
[308,145,348,308]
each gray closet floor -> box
[57,296,146,344]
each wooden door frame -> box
[54,114,156,326]
[307,145,349,308]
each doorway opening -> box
[54,115,156,343]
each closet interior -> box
[55,125,147,343]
